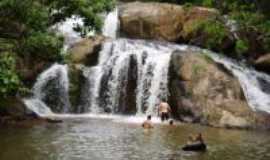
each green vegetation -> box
[235,39,249,56]
[0,0,115,97]
[149,0,270,58]
[0,53,20,97]
[196,19,227,50]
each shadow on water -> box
[1,117,270,160]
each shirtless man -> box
[158,101,171,122]
[142,115,154,129]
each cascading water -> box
[102,8,119,39]
[80,38,187,116]
[23,64,70,116]
[24,6,270,118]
[205,51,270,113]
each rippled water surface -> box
[1,116,270,160]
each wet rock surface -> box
[169,50,270,129]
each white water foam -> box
[102,8,119,39]
[23,98,54,117]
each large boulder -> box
[119,2,219,42]
[68,35,106,66]
[0,97,29,118]
[169,50,270,129]
[254,53,270,73]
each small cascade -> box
[136,53,172,116]
[80,66,104,113]
[102,8,119,39]
[24,64,70,115]
[206,52,270,113]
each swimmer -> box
[169,119,174,126]
[142,115,154,129]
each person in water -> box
[194,133,204,143]
[142,115,154,129]
[169,119,174,126]
[158,101,172,122]
[186,133,205,144]
[187,135,194,145]
[183,133,207,151]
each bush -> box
[187,18,228,51]
[0,0,116,97]
[235,39,249,56]
[0,52,21,97]
[21,32,64,61]
[200,19,227,49]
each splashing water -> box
[23,99,54,117]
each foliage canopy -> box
[0,0,115,97]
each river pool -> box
[0,115,270,160]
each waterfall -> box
[24,40,270,116]
[102,8,119,39]
[80,39,187,116]
[24,64,70,116]
[25,5,270,117]
[206,52,270,113]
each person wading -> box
[158,101,171,122]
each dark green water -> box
[1,116,270,160]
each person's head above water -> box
[147,115,152,120]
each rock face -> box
[254,53,270,73]
[119,2,219,42]
[68,36,106,66]
[169,50,270,129]
[68,64,85,112]
[16,56,51,87]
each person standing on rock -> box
[158,101,172,122]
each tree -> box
[0,0,115,97]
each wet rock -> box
[254,53,270,73]
[68,64,84,112]
[0,97,44,125]
[16,56,51,87]
[169,50,270,129]
[68,35,106,66]
[0,97,30,118]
